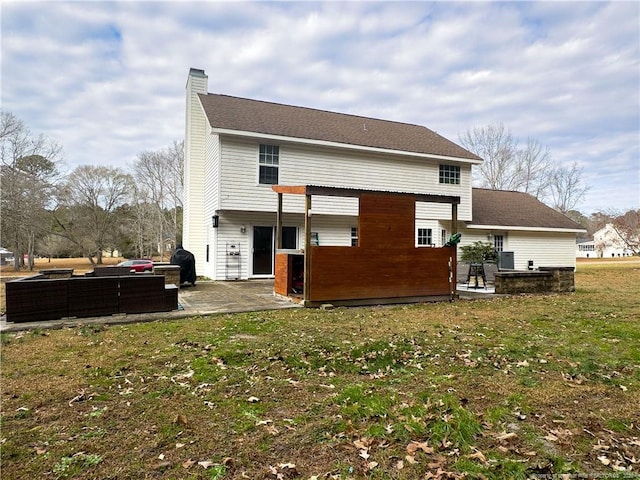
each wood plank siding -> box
[307,246,455,302]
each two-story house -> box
[184,68,583,281]
[576,224,633,258]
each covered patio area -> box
[272,185,461,307]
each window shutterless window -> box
[259,144,279,184]
[494,235,504,252]
[417,228,432,246]
[439,164,460,184]
[351,227,358,246]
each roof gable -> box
[470,188,584,231]
[198,93,481,161]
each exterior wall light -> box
[212,215,219,228]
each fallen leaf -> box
[173,414,188,426]
[367,461,378,470]
[359,450,370,460]
[198,460,214,468]
[405,455,418,464]
[247,396,260,403]
[354,438,369,450]
[407,441,434,454]
[466,450,487,463]
[598,455,611,466]
[395,459,404,470]
[495,431,517,441]
[182,458,195,468]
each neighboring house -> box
[0,247,14,266]
[184,68,583,280]
[576,224,631,258]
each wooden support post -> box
[303,194,312,305]
[276,193,283,250]
[451,202,459,295]
[451,203,458,234]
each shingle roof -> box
[198,93,482,161]
[470,188,584,230]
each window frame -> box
[258,144,280,185]
[439,164,460,185]
[417,228,433,246]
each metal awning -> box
[271,184,460,204]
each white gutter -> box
[466,224,586,234]
[210,127,483,165]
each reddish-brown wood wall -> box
[274,253,290,296]
[308,193,454,303]
[308,246,454,302]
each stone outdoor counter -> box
[494,266,575,294]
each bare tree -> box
[0,111,62,270]
[549,162,590,214]
[132,140,184,259]
[53,165,134,265]
[459,123,518,190]
[460,123,588,213]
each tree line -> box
[459,123,639,253]
[1,113,637,270]
[1,111,183,270]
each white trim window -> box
[441,229,448,246]
[417,228,433,246]
[259,144,279,185]
[494,235,504,252]
[439,164,460,184]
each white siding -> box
[456,227,577,270]
[218,137,472,221]
[204,133,221,219]
[507,231,577,270]
[209,211,358,280]
[184,71,209,274]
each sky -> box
[2,1,639,215]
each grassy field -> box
[1,262,639,479]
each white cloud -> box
[1,0,638,213]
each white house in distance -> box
[576,224,632,258]
[183,68,584,281]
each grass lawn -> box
[1,262,639,479]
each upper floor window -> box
[439,164,460,185]
[259,144,279,184]
[417,228,433,246]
